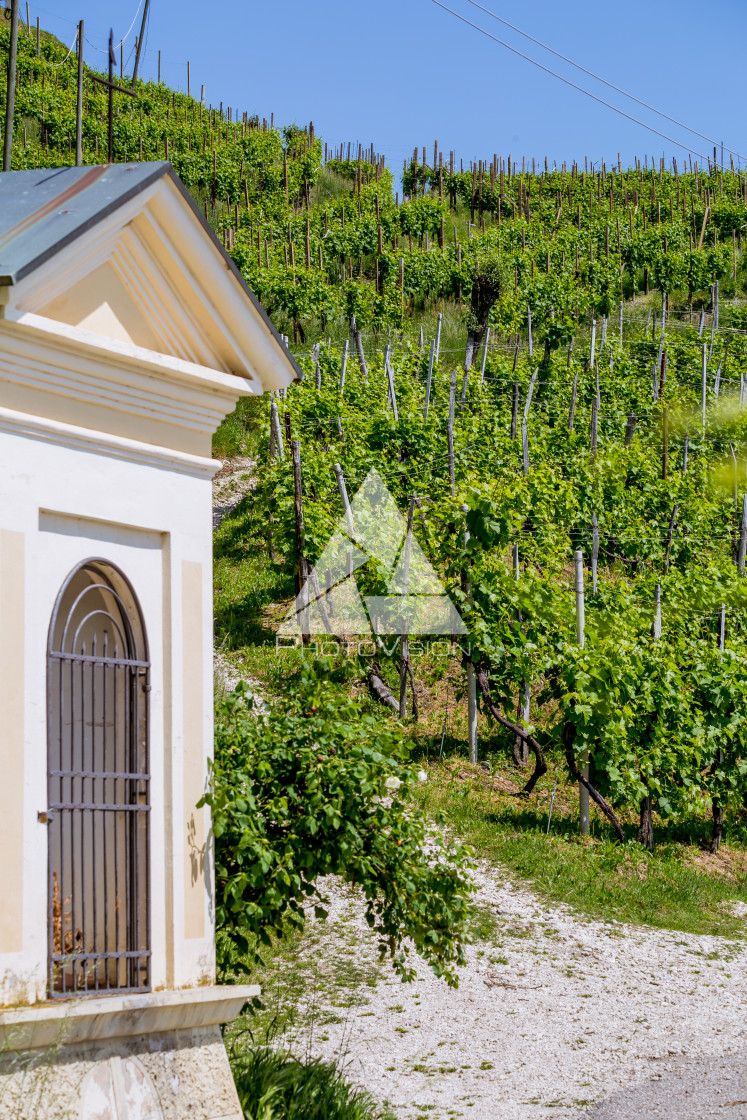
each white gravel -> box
[213,647,267,713]
[212,455,257,529]
[288,866,747,1120]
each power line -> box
[81,0,144,56]
[45,26,79,68]
[31,3,138,54]
[462,0,747,166]
[117,0,144,49]
[428,0,709,163]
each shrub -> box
[203,678,473,985]
[233,1048,393,1120]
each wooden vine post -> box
[479,326,490,382]
[662,504,678,573]
[568,361,579,433]
[89,29,137,164]
[130,0,150,86]
[339,340,348,392]
[75,20,84,167]
[522,369,538,476]
[510,379,519,440]
[591,512,599,595]
[269,395,284,461]
[385,351,399,421]
[460,338,473,412]
[514,543,530,766]
[423,339,435,421]
[447,370,456,497]
[590,363,599,458]
[463,507,477,764]
[738,496,747,574]
[399,499,416,721]
[354,325,368,382]
[574,550,589,835]
[291,440,309,646]
[3,0,19,172]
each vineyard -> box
[6,21,747,876]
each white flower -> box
[417,770,428,783]
[384,776,402,791]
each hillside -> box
[2,19,746,349]
[8,22,747,1114]
[5,13,747,861]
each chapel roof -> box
[0,161,302,382]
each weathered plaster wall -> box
[0,1026,243,1120]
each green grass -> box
[232,1048,396,1120]
[418,762,747,939]
[213,395,264,461]
[310,167,359,208]
[213,490,293,653]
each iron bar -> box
[47,563,150,998]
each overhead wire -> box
[44,26,79,68]
[117,0,144,49]
[428,0,709,163]
[80,0,144,56]
[461,0,747,165]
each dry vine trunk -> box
[711,799,724,853]
[637,797,653,848]
[562,722,624,842]
[475,665,547,794]
[367,662,399,712]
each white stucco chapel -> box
[0,161,298,1118]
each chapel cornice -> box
[0,316,250,458]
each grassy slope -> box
[214,462,747,941]
[419,760,747,939]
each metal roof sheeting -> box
[0,162,170,285]
[0,161,303,382]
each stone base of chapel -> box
[0,985,257,1120]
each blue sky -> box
[35,0,747,173]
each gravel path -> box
[286,868,747,1120]
[588,1049,747,1119]
[212,455,257,529]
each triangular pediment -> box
[1,166,297,392]
[42,259,163,351]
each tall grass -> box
[233,1048,394,1120]
[213,396,264,460]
